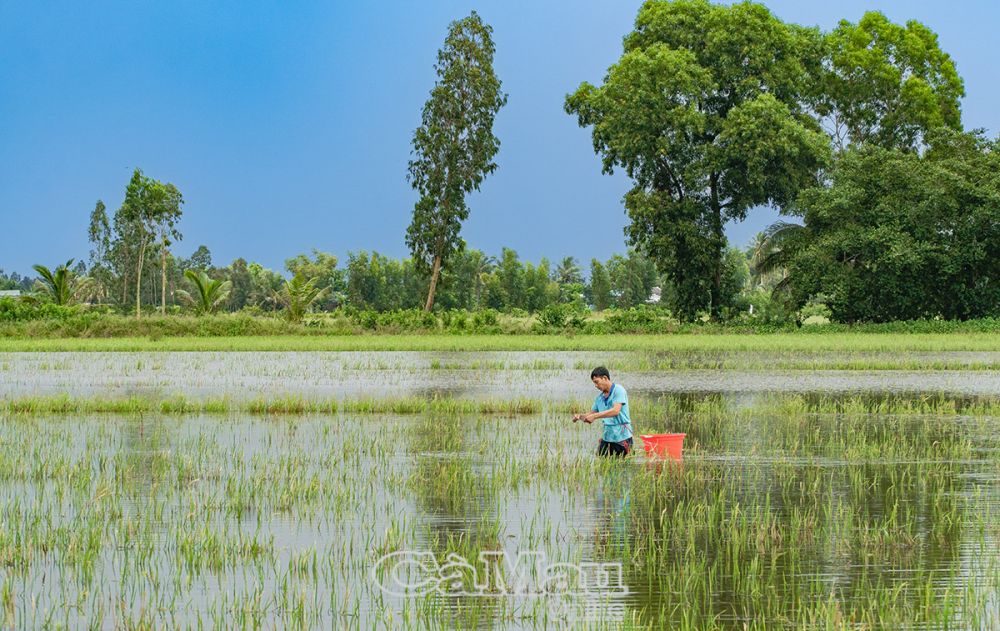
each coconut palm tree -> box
[472,253,497,310]
[279,274,329,323]
[751,221,804,293]
[554,256,583,285]
[32,259,77,305]
[175,269,232,315]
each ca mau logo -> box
[372,550,627,598]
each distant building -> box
[0,290,21,298]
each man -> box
[572,366,633,457]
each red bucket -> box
[639,433,686,460]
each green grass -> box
[6,391,1000,418]
[3,331,1000,352]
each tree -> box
[818,11,964,152]
[554,256,583,285]
[175,269,231,315]
[607,251,659,308]
[280,274,329,323]
[155,199,183,315]
[227,258,253,311]
[406,11,507,311]
[86,200,113,303]
[186,245,212,271]
[285,249,339,310]
[496,248,524,310]
[31,260,77,305]
[247,262,285,311]
[589,259,612,311]
[117,169,184,318]
[566,0,830,319]
[783,129,1000,322]
[750,221,803,293]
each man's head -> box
[590,366,611,391]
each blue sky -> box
[1,1,997,278]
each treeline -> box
[8,1,1000,325]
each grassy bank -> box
[3,331,1000,352]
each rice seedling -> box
[1,350,999,627]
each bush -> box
[534,304,588,333]
[797,293,833,325]
[0,297,81,322]
[580,306,677,334]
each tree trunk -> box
[424,253,442,312]
[161,238,167,315]
[709,174,723,320]
[135,240,146,319]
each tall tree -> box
[117,169,183,318]
[566,0,829,319]
[87,200,113,303]
[155,198,183,315]
[589,259,612,311]
[817,11,964,152]
[406,11,507,311]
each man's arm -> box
[582,403,622,423]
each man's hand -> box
[582,413,596,424]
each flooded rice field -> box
[5,350,1000,399]
[2,351,1000,628]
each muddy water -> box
[5,350,1000,399]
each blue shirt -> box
[592,383,632,443]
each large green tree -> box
[817,11,964,152]
[406,11,507,312]
[784,130,1000,322]
[566,0,830,320]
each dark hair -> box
[590,366,610,379]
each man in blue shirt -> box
[573,366,633,457]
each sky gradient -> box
[2,0,998,279]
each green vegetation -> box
[0,391,997,627]
[175,269,232,315]
[406,11,507,311]
[3,2,996,330]
[4,330,1000,352]
[5,391,1000,417]
[779,130,1000,321]
[566,0,831,318]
